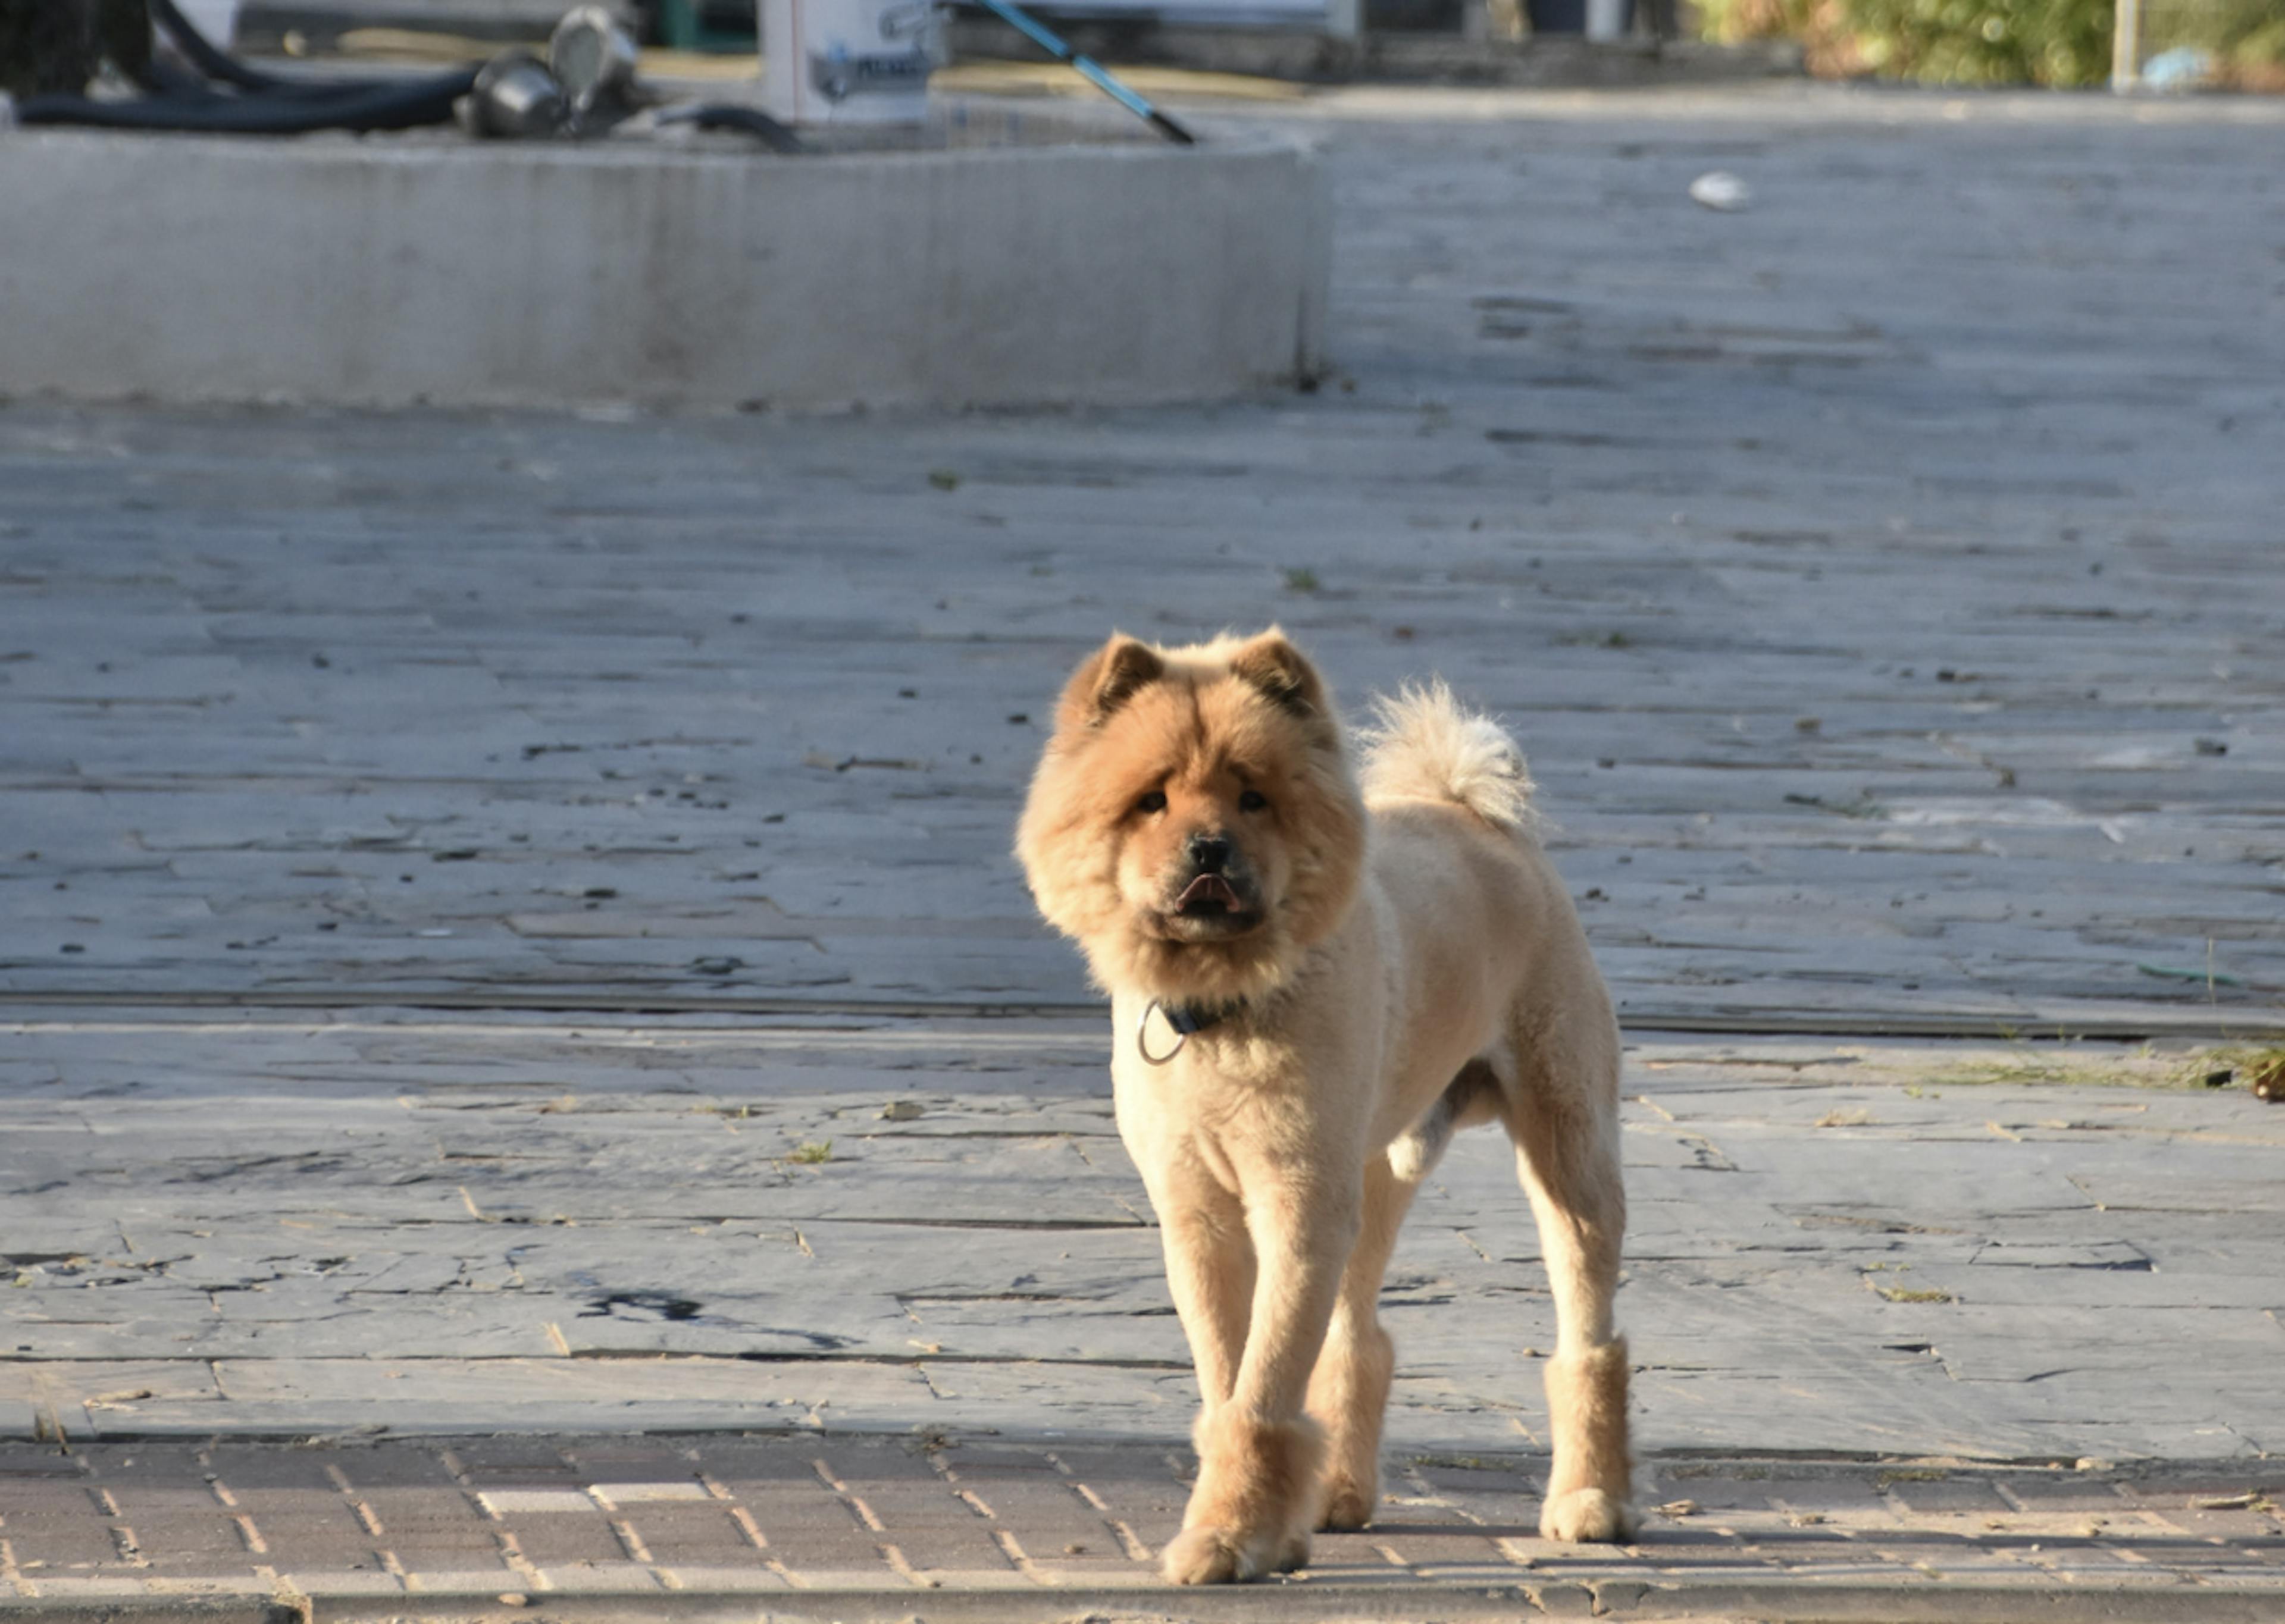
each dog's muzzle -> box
[1175,873,1242,911]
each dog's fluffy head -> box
[1015,629,1367,1006]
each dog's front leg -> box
[1162,1170,1357,1585]
[1154,1168,1254,1413]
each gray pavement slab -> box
[3,87,2283,1036]
[3,1017,2278,1463]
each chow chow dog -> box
[1015,629,1635,1584]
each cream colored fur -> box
[1540,1339,1638,1541]
[1018,632,1636,1584]
[1359,679,1542,834]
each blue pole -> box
[966,0,1196,143]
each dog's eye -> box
[1238,789,1268,812]
[1136,790,1167,814]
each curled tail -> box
[1358,680,1539,832]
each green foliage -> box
[1697,0,2285,81]
[2158,0,2285,76]
[1844,0,2114,83]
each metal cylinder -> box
[549,5,640,117]
[468,50,565,139]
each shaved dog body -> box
[1017,632,1636,1582]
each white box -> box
[761,0,934,126]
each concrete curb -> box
[0,117,1328,411]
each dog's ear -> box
[1227,629,1327,719]
[1059,634,1165,729]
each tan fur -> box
[1016,629,1635,1585]
[1015,630,1366,1008]
[1539,1339,1638,1541]
[1162,1409,1326,1582]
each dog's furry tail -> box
[1359,681,1539,833]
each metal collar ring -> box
[1137,999,1188,1066]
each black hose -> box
[658,103,805,155]
[17,0,478,133]
[113,51,220,98]
[20,74,476,132]
[149,0,281,88]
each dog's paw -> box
[1160,1527,1254,1585]
[1317,1473,1376,1531]
[1159,1524,1306,1584]
[1539,1487,1638,1544]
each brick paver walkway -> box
[4,1434,2281,1621]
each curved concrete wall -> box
[0,119,1329,409]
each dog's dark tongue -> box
[1177,874,1241,910]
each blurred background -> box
[10,0,2278,91]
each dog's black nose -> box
[1188,833,1231,873]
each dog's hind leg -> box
[1312,1060,1500,1531]
[1501,1012,1637,1544]
[1387,1056,1501,1185]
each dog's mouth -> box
[1176,873,1242,913]
[1156,873,1262,940]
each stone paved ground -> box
[3,88,2281,1035]
[4,80,2285,1622]
[5,1023,2283,1461]
[4,1021,2281,1617]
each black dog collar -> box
[1137,998,1242,1065]
[1163,1002,1229,1037]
